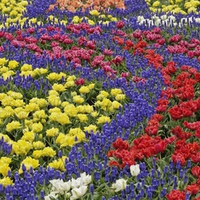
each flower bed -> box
[0,0,200,199]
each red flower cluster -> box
[108,135,169,168]
[166,184,200,199]
[166,189,186,200]
[163,61,177,75]
[131,134,167,157]
[171,126,192,139]
[132,76,146,84]
[113,35,125,45]
[168,34,182,43]
[0,24,123,76]
[75,78,85,85]
[156,98,169,113]
[168,100,197,120]
[191,166,200,186]
[144,49,163,69]
[107,138,135,168]
[115,27,200,64]
[186,184,200,195]
[167,36,200,61]
[172,140,200,165]
[145,114,163,135]
[166,190,186,200]
[108,29,200,170]
[183,121,200,130]
[116,20,125,29]
[171,70,197,101]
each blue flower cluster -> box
[0,138,12,156]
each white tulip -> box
[137,16,145,22]
[144,19,150,26]
[49,179,71,194]
[168,15,176,21]
[180,17,187,24]
[80,172,92,186]
[70,185,88,200]
[195,18,200,23]
[165,19,172,27]
[111,178,127,192]
[71,177,81,188]
[44,191,58,200]
[160,15,167,20]
[155,19,161,26]
[161,20,167,26]
[138,20,145,25]
[130,164,140,177]
[65,192,71,198]
[188,17,193,24]
[151,15,158,20]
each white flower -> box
[151,15,158,20]
[71,177,81,188]
[147,19,153,26]
[71,173,92,188]
[155,19,161,26]
[160,14,167,20]
[44,191,58,200]
[180,17,187,24]
[65,192,71,198]
[137,16,145,22]
[188,17,194,24]
[130,164,140,177]
[70,185,88,200]
[195,18,200,23]
[80,172,92,186]
[111,178,127,192]
[138,20,145,26]
[168,15,176,21]
[49,179,71,194]
[166,19,173,26]
[137,16,146,25]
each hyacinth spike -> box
[121,190,126,198]
[94,172,100,181]
[186,160,191,169]
[186,193,190,200]
[40,190,45,199]
[184,176,189,184]
[125,185,130,194]
[0,184,3,193]
[89,184,94,195]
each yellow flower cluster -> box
[12,140,32,155]
[95,89,125,112]
[56,128,85,147]
[0,57,127,183]
[72,10,118,26]
[0,157,11,177]
[0,177,13,187]
[18,157,39,174]
[0,157,12,186]
[48,156,67,171]
[32,147,56,159]
[146,0,200,14]
[0,58,49,80]
[0,0,28,28]
[26,15,69,27]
